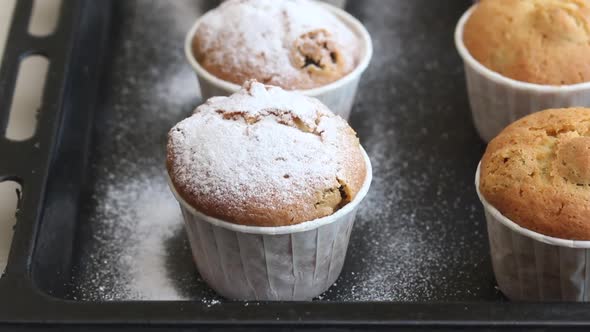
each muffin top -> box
[463,0,590,85]
[167,81,367,227]
[192,0,361,90]
[480,108,590,240]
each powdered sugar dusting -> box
[72,173,185,300]
[168,81,365,226]
[199,80,326,124]
[68,0,217,302]
[194,0,360,88]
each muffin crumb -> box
[292,29,345,79]
[555,136,590,185]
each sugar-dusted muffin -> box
[463,0,590,85]
[191,0,361,90]
[167,80,366,227]
[479,108,590,240]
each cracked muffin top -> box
[480,108,590,240]
[191,0,361,90]
[167,81,367,227]
[463,0,590,85]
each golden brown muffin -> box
[192,0,360,90]
[480,108,590,240]
[463,0,590,85]
[167,80,367,227]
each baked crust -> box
[167,81,367,227]
[192,0,360,90]
[480,108,590,240]
[463,0,590,85]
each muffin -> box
[166,80,372,300]
[476,107,590,301]
[455,0,590,142]
[479,108,590,240]
[185,0,373,120]
[191,0,360,90]
[464,0,590,85]
[167,80,366,227]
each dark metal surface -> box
[3,0,590,329]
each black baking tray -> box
[2,0,590,330]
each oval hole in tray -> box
[0,180,20,275]
[28,0,62,37]
[5,55,50,141]
[0,0,16,66]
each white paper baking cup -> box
[184,2,373,120]
[168,148,372,301]
[475,163,590,301]
[317,0,346,9]
[455,6,590,142]
[222,0,347,9]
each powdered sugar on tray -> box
[72,173,185,300]
[68,0,220,302]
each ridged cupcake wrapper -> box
[463,61,590,143]
[318,0,347,9]
[184,2,373,120]
[455,6,590,143]
[168,148,372,301]
[222,0,347,10]
[476,164,590,301]
[179,204,357,301]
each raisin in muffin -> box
[191,0,361,90]
[167,80,367,226]
[479,108,590,240]
[463,0,590,85]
